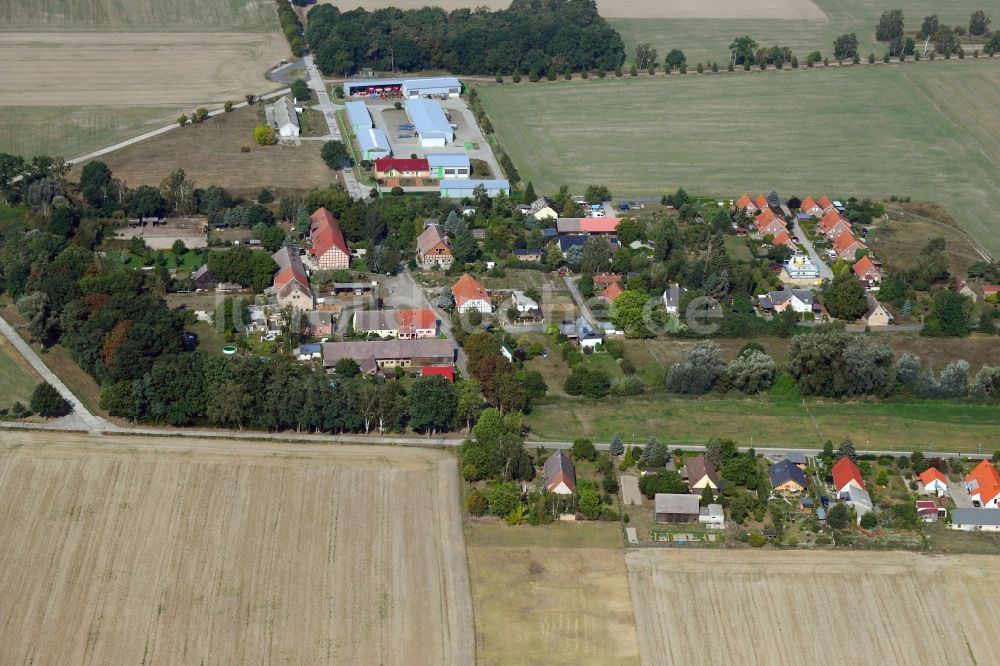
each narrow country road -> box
[303,55,365,200]
[563,275,598,327]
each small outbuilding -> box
[654,494,700,524]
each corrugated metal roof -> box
[426,153,470,168]
[440,179,509,190]
[403,76,461,91]
[344,100,372,129]
[357,127,390,155]
[406,98,453,141]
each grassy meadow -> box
[479,60,1000,256]
[0,339,41,408]
[611,0,994,67]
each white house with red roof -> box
[271,247,314,310]
[918,467,948,497]
[735,194,759,214]
[965,460,1000,508]
[771,229,796,251]
[853,255,882,289]
[309,207,350,270]
[818,195,835,212]
[754,209,787,237]
[832,457,865,494]
[833,232,866,261]
[452,273,493,313]
[817,210,852,239]
[374,157,430,179]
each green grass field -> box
[0,340,41,408]
[479,61,1000,256]
[0,0,277,31]
[0,106,180,160]
[611,0,992,68]
[525,395,1000,453]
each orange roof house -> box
[852,255,882,285]
[833,232,866,261]
[771,229,795,250]
[602,281,624,301]
[800,196,823,216]
[735,194,755,212]
[918,467,948,495]
[965,460,1000,508]
[832,457,865,493]
[452,273,492,313]
[754,208,787,235]
[754,194,770,211]
[309,207,350,270]
[579,217,621,234]
[818,195,834,211]
[396,308,438,338]
[818,210,851,238]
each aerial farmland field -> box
[0,0,285,159]
[478,60,1000,256]
[627,549,1000,665]
[611,0,992,66]
[0,432,474,665]
[316,0,823,18]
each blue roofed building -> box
[406,98,455,147]
[558,235,587,256]
[357,127,391,160]
[427,153,471,179]
[768,459,809,494]
[344,100,373,132]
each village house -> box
[771,229,796,251]
[303,310,335,337]
[192,264,218,291]
[965,459,1000,508]
[593,273,621,290]
[511,290,539,313]
[684,455,719,494]
[984,285,1000,301]
[662,283,687,314]
[800,196,824,217]
[601,281,624,302]
[452,273,493,313]
[832,232,866,261]
[832,457,866,494]
[853,255,882,289]
[915,500,944,522]
[527,197,559,221]
[265,96,300,137]
[512,248,543,263]
[309,207,350,269]
[271,247,313,310]
[862,296,894,327]
[654,494,701,523]
[919,467,949,496]
[544,450,577,495]
[556,217,622,234]
[374,156,430,180]
[754,209,787,237]
[783,252,821,281]
[559,315,602,349]
[843,484,874,523]
[817,210,852,239]
[950,508,1000,532]
[818,195,835,212]
[416,223,453,269]
[785,451,808,468]
[322,338,455,373]
[956,280,978,302]
[421,366,455,382]
[758,288,815,314]
[353,308,437,339]
[296,342,322,361]
[768,459,808,495]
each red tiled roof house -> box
[832,457,865,494]
[375,157,430,179]
[919,467,948,496]
[416,223,453,269]
[309,207,350,270]
[452,273,493,314]
[965,460,1000,508]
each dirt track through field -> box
[627,549,1000,665]
[0,432,474,665]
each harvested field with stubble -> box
[627,549,1000,665]
[0,0,278,31]
[0,432,474,665]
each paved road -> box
[791,218,834,280]
[0,315,113,432]
[269,58,306,84]
[563,275,597,328]
[304,55,365,200]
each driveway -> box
[791,219,834,281]
[948,481,975,508]
[397,270,469,377]
[303,55,365,200]
[269,58,305,84]
[563,275,597,328]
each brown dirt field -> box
[627,549,1000,666]
[0,432,474,665]
[0,32,289,107]
[871,204,990,278]
[79,105,337,195]
[317,0,825,19]
[467,521,639,665]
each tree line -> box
[305,0,626,77]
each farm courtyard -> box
[0,432,474,665]
[479,61,1000,256]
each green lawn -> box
[525,394,1000,453]
[0,341,41,408]
[611,0,991,68]
[479,61,1000,256]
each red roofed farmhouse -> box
[375,157,429,179]
[832,457,865,494]
[309,207,350,269]
[965,460,1000,508]
[452,273,493,313]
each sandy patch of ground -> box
[0,32,289,106]
[0,431,474,665]
[627,549,1000,665]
